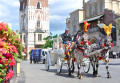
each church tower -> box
[19,0,49,60]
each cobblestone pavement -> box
[18,59,120,83]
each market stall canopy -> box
[80,14,104,24]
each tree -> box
[42,33,58,48]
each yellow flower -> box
[4,43,9,52]
[3,31,8,36]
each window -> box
[37,2,41,9]
[37,20,40,28]
[24,35,25,43]
[38,34,42,41]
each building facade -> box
[19,0,49,60]
[79,0,120,52]
[66,9,83,36]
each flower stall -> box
[0,22,23,83]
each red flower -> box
[73,58,76,62]
[80,41,83,45]
[88,41,91,45]
[99,57,103,60]
[111,43,113,47]
[103,44,106,47]
[85,55,88,58]
[13,32,16,35]
[9,59,15,67]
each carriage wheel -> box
[45,57,49,71]
[56,57,62,74]
[83,58,90,73]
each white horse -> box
[88,35,112,78]
[73,34,112,79]
[73,33,90,79]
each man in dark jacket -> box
[73,30,81,42]
[61,28,72,44]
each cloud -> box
[0,0,19,32]
[0,0,83,35]
[49,0,83,35]
[0,0,20,7]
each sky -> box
[0,0,84,35]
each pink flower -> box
[0,48,6,54]
[5,69,14,80]
[0,22,8,31]
[3,53,13,60]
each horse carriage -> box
[45,36,91,74]
[45,22,113,79]
[45,37,73,73]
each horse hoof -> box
[107,75,111,78]
[68,74,71,76]
[93,72,95,75]
[95,74,98,77]
[71,70,74,73]
[79,76,83,79]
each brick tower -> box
[19,0,49,60]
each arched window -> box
[37,2,41,9]
[37,20,40,28]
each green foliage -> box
[42,32,58,48]
[115,18,120,35]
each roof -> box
[70,9,83,15]
[80,14,104,24]
[34,28,44,33]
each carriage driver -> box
[61,28,72,59]
[61,28,72,44]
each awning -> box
[80,14,104,24]
[97,23,116,32]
